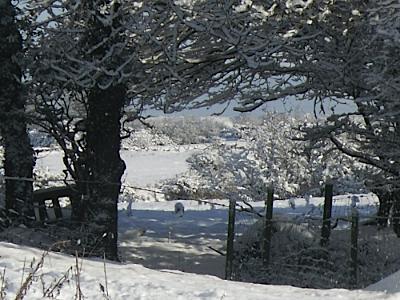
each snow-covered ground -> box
[35,147,198,186]
[0,238,399,299]
[0,147,395,299]
[118,194,380,280]
[119,200,228,278]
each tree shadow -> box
[118,208,229,278]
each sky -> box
[145,97,356,118]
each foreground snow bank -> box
[0,242,397,300]
[366,270,400,294]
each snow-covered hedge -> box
[121,128,176,150]
[150,116,238,145]
[160,171,222,201]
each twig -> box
[15,254,46,300]
[80,248,85,273]
[19,259,26,293]
[103,253,109,298]
[43,266,72,298]
[74,251,83,300]
[208,246,226,256]
[0,268,6,299]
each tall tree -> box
[0,0,35,222]
[164,0,400,229]
[282,0,400,228]
[29,0,195,258]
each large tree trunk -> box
[85,85,126,260]
[391,192,400,237]
[2,124,35,220]
[374,188,392,228]
[373,187,400,236]
[0,0,35,222]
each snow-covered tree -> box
[28,1,162,258]
[172,0,400,228]
[284,0,400,228]
[27,0,223,258]
[0,0,35,223]
[187,114,364,203]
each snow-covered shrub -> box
[160,171,223,201]
[150,116,237,145]
[121,128,176,150]
[33,169,67,190]
[188,142,275,201]
[119,185,166,202]
[300,120,369,195]
[121,116,236,149]
[184,113,367,201]
[185,114,307,200]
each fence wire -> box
[229,194,400,289]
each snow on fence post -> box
[225,198,236,280]
[263,186,274,267]
[320,183,333,247]
[350,206,359,287]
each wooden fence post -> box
[350,207,359,287]
[37,199,48,221]
[225,199,236,280]
[52,197,63,219]
[320,183,333,247]
[263,186,274,267]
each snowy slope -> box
[0,241,396,300]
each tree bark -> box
[85,85,126,260]
[373,187,400,236]
[391,192,400,237]
[0,0,35,222]
[374,189,391,227]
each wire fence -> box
[225,185,400,289]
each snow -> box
[1,194,397,299]
[0,241,396,300]
[367,270,400,294]
[118,200,228,278]
[36,147,197,186]
[121,150,195,186]
[1,146,397,298]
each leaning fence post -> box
[225,198,236,280]
[263,186,274,267]
[320,183,333,247]
[350,206,359,287]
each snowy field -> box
[35,147,200,186]
[0,146,399,299]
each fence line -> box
[227,184,400,289]
[4,176,400,289]
[0,175,265,216]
